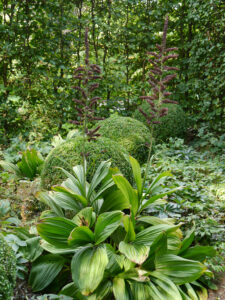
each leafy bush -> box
[0,235,17,300]
[41,136,132,189]
[30,158,214,299]
[95,114,151,163]
[133,102,187,142]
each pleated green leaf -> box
[135,224,180,246]
[155,254,206,284]
[71,246,108,296]
[94,211,123,244]
[113,278,130,300]
[29,254,65,292]
[72,207,96,227]
[181,245,216,262]
[113,174,139,216]
[129,156,143,197]
[37,217,77,247]
[119,241,149,265]
[68,226,95,247]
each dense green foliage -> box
[0,0,224,144]
[29,159,213,299]
[134,103,187,142]
[41,136,131,189]
[96,114,151,163]
[0,235,17,300]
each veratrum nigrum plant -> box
[71,27,102,141]
[26,157,215,299]
[139,15,179,126]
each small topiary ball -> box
[41,136,132,189]
[133,102,187,142]
[0,235,17,300]
[94,114,151,164]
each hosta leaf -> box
[155,254,206,284]
[94,211,123,244]
[113,278,130,300]
[29,254,65,292]
[71,245,108,296]
[119,241,150,265]
[37,217,76,247]
[68,226,95,247]
[181,245,216,262]
[113,175,139,216]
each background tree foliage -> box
[0,0,224,143]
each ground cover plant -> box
[0,4,224,300]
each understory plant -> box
[27,156,215,299]
[0,148,44,180]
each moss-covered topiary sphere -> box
[133,102,187,142]
[41,136,132,189]
[95,114,151,163]
[0,235,17,300]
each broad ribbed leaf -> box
[129,156,142,197]
[40,240,77,254]
[135,224,180,246]
[68,226,95,247]
[181,245,216,261]
[100,189,130,212]
[0,160,22,177]
[52,186,88,207]
[29,254,65,292]
[20,236,43,262]
[140,187,183,211]
[113,278,130,300]
[72,207,96,227]
[71,246,108,296]
[155,254,206,284]
[59,282,79,298]
[130,282,156,300]
[88,160,112,197]
[123,215,136,242]
[113,175,139,216]
[179,227,195,254]
[37,191,64,217]
[119,241,149,265]
[150,272,183,300]
[37,217,76,247]
[94,211,123,244]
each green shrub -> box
[95,114,151,163]
[0,235,17,300]
[41,136,132,189]
[133,102,187,142]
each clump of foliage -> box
[41,136,132,189]
[95,114,151,163]
[0,235,17,300]
[29,158,214,299]
[0,149,44,180]
[146,138,225,274]
[134,102,186,142]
